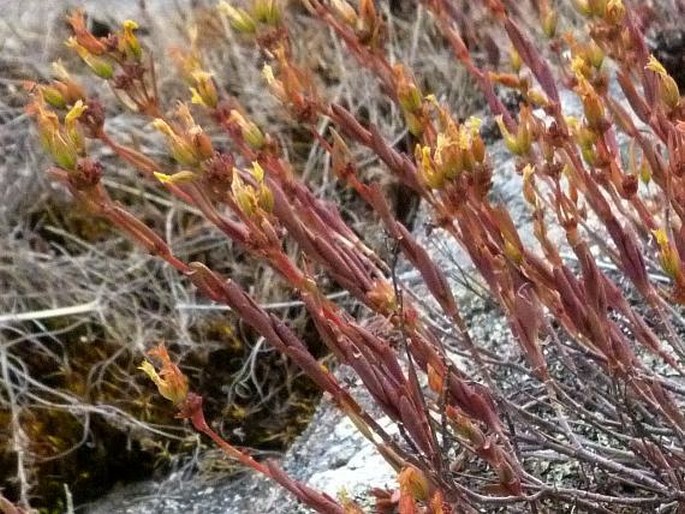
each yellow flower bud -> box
[571,55,592,81]
[654,229,681,279]
[497,116,519,154]
[658,76,680,109]
[64,100,88,155]
[465,116,482,134]
[231,173,257,217]
[645,55,668,76]
[261,64,288,103]
[471,133,486,163]
[577,125,598,148]
[42,85,67,109]
[153,170,199,184]
[398,466,430,501]
[496,116,531,156]
[588,0,607,17]
[646,55,681,110]
[509,47,522,74]
[65,100,87,125]
[542,8,558,38]
[394,65,422,114]
[578,82,605,130]
[518,126,532,155]
[258,184,274,212]
[51,134,80,170]
[28,98,82,170]
[503,239,523,264]
[434,133,463,179]
[404,111,424,138]
[66,38,114,79]
[189,71,219,109]
[218,2,257,33]
[151,119,198,166]
[639,158,652,184]
[262,64,276,84]
[605,0,625,23]
[249,162,273,211]
[331,0,358,25]
[587,41,604,70]
[254,0,281,26]
[526,89,549,108]
[581,144,596,165]
[251,161,265,182]
[230,111,265,150]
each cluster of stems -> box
[25,0,685,512]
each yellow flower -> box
[119,20,142,61]
[139,344,189,405]
[417,144,444,189]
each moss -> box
[186,315,323,451]
[0,308,323,511]
[28,197,114,254]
